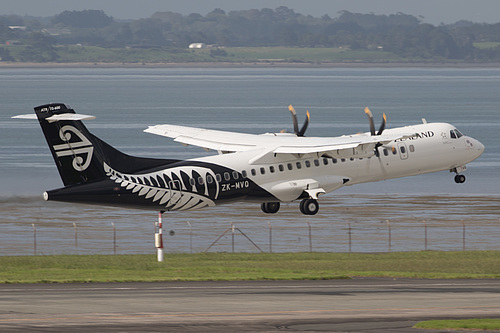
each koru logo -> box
[52,125,94,171]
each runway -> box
[1,278,500,332]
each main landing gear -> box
[260,199,319,215]
[261,202,280,214]
[300,198,319,215]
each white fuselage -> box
[190,122,484,203]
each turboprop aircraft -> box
[13,103,484,215]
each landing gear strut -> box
[261,202,280,214]
[300,198,319,215]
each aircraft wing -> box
[145,124,262,152]
[145,124,413,161]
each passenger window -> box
[278,164,285,172]
[409,145,415,153]
[314,159,320,167]
[198,177,204,185]
[207,175,213,184]
[287,163,293,170]
[296,162,302,169]
[332,158,337,164]
[400,146,406,154]
[224,172,230,181]
[189,178,196,186]
[323,158,328,165]
[232,171,239,179]
[305,160,311,168]
[270,166,275,173]
[383,149,389,156]
[251,169,256,176]
[392,147,397,155]
[216,174,222,182]
[260,167,266,175]
[242,170,247,178]
[341,159,346,162]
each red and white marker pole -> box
[155,211,164,262]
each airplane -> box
[13,103,484,216]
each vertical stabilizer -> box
[34,103,106,185]
[30,103,177,186]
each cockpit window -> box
[450,129,463,139]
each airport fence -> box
[1,218,499,256]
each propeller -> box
[288,105,310,137]
[364,107,387,157]
[364,107,386,136]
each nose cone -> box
[476,139,485,154]
[471,138,485,159]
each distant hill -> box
[1,7,500,63]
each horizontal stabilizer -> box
[12,113,95,122]
[12,114,37,119]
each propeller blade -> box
[298,110,310,137]
[377,113,387,135]
[365,107,375,136]
[288,105,299,135]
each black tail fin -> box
[33,103,177,186]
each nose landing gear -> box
[454,174,466,184]
[451,166,467,184]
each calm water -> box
[0,67,499,255]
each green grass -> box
[4,45,408,64]
[1,251,500,284]
[473,42,500,49]
[415,318,500,330]
[214,47,403,63]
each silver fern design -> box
[104,163,217,211]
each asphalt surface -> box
[1,278,500,332]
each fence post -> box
[307,221,312,252]
[268,222,272,253]
[348,222,352,253]
[112,222,116,255]
[386,220,391,252]
[73,223,78,253]
[462,220,466,251]
[187,221,193,254]
[32,223,36,256]
[231,223,235,253]
[424,219,428,250]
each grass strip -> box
[1,251,500,284]
[414,318,500,330]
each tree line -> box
[1,7,500,62]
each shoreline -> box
[2,61,500,69]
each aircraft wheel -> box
[261,202,280,214]
[300,199,319,215]
[454,174,466,184]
